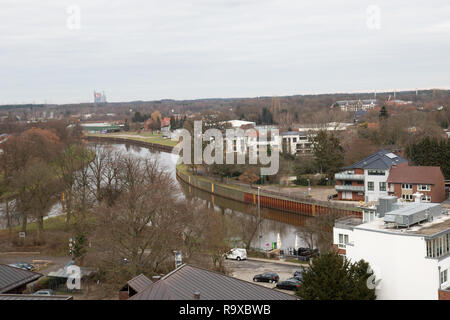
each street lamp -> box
[257,187,261,251]
[307,179,311,196]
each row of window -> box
[368,169,385,176]
[402,184,431,191]
[401,194,431,202]
[367,182,386,191]
[338,233,349,248]
[426,233,450,258]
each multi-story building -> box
[387,166,446,203]
[280,131,313,155]
[333,196,450,300]
[334,150,408,202]
[334,99,377,112]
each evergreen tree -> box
[379,106,388,120]
[311,130,344,180]
[297,252,377,300]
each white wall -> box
[364,169,389,202]
[346,228,442,300]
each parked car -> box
[276,278,301,291]
[293,270,303,280]
[253,272,279,283]
[8,262,35,271]
[33,289,55,296]
[225,248,247,261]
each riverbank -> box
[86,132,177,148]
[176,164,362,217]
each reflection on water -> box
[113,143,313,250]
[1,142,314,250]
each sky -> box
[0,0,449,104]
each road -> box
[224,258,305,295]
[0,254,72,275]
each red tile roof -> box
[387,166,444,185]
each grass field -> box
[88,132,178,147]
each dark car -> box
[276,278,301,291]
[253,272,279,283]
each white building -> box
[280,131,314,155]
[226,120,256,128]
[333,196,450,300]
[335,150,408,202]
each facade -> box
[334,99,377,112]
[333,197,450,300]
[335,150,408,202]
[387,166,446,203]
[280,131,313,155]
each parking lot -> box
[224,258,306,295]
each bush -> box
[293,178,309,186]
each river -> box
[0,142,313,251]
[115,143,312,251]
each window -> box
[338,234,349,248]
[441,270,448,285]
[402,194,413,201]
[418,184,431,191]
[379,182,386,191]
[293,138,297,143]
[368,170,385,176]
[426,233,450,258]
[421,195,431,202]
[402,184,412,189]
[367,182,374,191]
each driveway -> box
[0,254,72,275]
[224,258,305,295]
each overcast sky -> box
[1,0,449,104]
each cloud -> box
[0,0,449,104]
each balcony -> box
[335,185,364,192]
[335,173,365,181]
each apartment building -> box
[333,196,450,300]
[334,150,408,202]
[280,131,313,155]
[334,99,377,112]
[387,166,446,203]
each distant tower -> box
[394,89,396,100]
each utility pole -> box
[257,187,261,252]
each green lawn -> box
[88,132,178,147]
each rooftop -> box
[129,264,296,300]
[0,294,73,300]
[343,150,408,170]
[0,264,42,294]
[125,274,153,293]
[387,166,444,184]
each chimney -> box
[193,292,200,300]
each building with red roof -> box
[387,166,446,203]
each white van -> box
[225,248,247,261]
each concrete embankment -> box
[176,166,362,218]
[86,135,361,218]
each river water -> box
[0,142,313,251]
[115,143,312,251]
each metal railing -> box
[335,173,365,181]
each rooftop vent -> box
[193,292,200,300]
